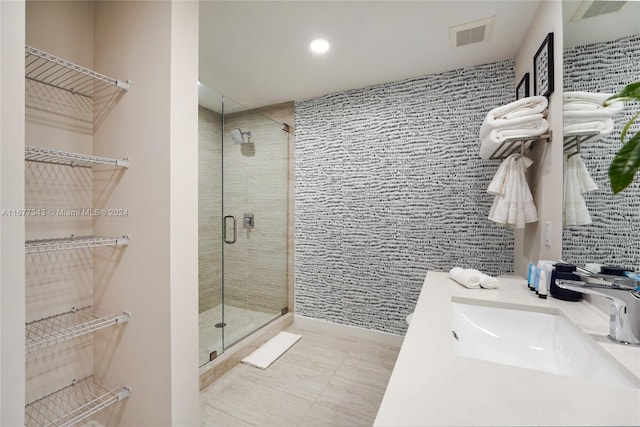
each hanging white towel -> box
[488,154,537,228]
[563,153,597,227]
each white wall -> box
[169,1,199,424]
[93,1,199,425]
[0,2,26,424]
[514,0,564,276]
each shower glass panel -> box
[198,84,289,367]
[221,96,289,351]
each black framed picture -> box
[533,32,554,97]
[516,73,530,100]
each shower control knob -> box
[243,213,255,229]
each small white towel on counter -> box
[487,153,537,228]
[449,267,498,289]
[563,152,598,227]
[479,96,549,160]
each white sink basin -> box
[451,301,638,388]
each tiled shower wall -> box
[562,34,640,270]
[295,60,516,334]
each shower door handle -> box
[223,215,237,244]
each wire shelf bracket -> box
[25,376,131,427]
[25,306,130,353]
[25,235,130,254]
[563,131,601,158]
[25,146,130,168]
[487,131,553,160]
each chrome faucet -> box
[556,277,640,346]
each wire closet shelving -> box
[25,146,130,168]
[25,306,130,353]
[25,45,130,129]
[24,43,132,427]
[25,376,131,427]
[25,236,130,254]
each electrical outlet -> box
[544,221,552,247]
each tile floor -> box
[200,323,401,426]
[200,305,280,366]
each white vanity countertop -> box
[374,271,640,426]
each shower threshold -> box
[199,304,279,367]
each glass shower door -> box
[221,97,290,350]
[198,83,289,367]
[198,85,224,366]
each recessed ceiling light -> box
[310,38,330,54]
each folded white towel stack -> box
[563,91,624,137]
[479,96,549,160]
[487,153,537,228]
[449,267,498,289]
[564,153,598,226]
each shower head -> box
[230,128,251,144]
[230,128,243,144]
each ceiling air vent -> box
[570,1,627,22]
[449,16,494,48]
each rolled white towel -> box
[449,267,481,289]
[467,269,499,289]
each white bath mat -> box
[241,331,302,369]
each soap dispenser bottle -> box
[550,263,583,301]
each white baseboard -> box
[293,315,404,347]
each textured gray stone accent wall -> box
[295,60,517,334]
[562,34,640,270]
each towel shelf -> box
[487,132,552,160]
[563,131,601,157]
[25,376,131,427]
[25,146,130,168]
[26,307,130,353]
[25,235,130,254]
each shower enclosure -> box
[198,84,290,367]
